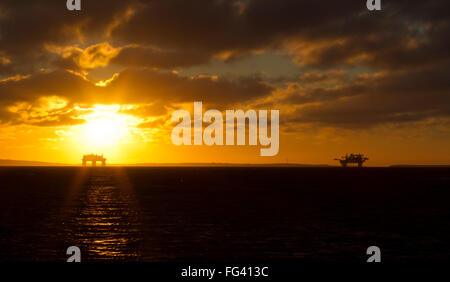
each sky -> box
[0,0,449,165]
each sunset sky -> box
[0,0,449,165]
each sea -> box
[0,166,448,262]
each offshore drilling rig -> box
[82,154,106,166]
[334,154,368,167]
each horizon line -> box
[0,159,449,168]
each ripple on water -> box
[63,169,143,261]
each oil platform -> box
[82,154,106,166]
[334,154,368,167]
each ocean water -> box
[0,167,449,262]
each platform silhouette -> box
[82,154,106,166]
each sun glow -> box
[54,104,153,164]
[78,105,136,150]
[83,116,128,145]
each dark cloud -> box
[0,68,273,124]
[285,66,450,128]
[107,69,273,105]
[111,45,211,69]
[1,0,448,72]
[0,71,97,105]
[290,19,450,70]
[1,0,449,130]
[0,0,137,73]
[0,0,135,54]
[106,0,450,71]
[298,70,349,85]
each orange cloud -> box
[47,42,120,70]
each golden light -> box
[54,104,153,164]
[78,105,136,151]
[83,116,128,146]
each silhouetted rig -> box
[82,154,106,167]
[334,154,368,167]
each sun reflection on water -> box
[64,168,142,261]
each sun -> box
[84,117,127,145]
[79,105,133,150]
[63,104,146,164]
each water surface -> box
[0,167,448,262]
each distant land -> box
[1,159,449,167]
[0,159,329,167]
[389,164,450,167]
[0,159,68,166]
[110,163,331,167]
